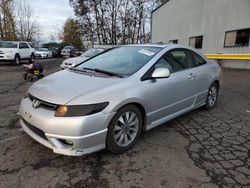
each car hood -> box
[62,56,89,65]
[0,48,16,52]
[28,70,122,105]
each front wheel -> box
[106,105,143,154]
[205,83,219,110]
[13,55,20,65]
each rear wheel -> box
[13,55,20,65]
[106,105,143,154]
[205,83,219,109]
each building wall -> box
[152,0,250,54]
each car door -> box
[148,48,199,123]
[18,43,25,59]
[188,50,211,106]
[22,43,30,58]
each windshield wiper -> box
[83,67,124,78]
[70,67,94,75]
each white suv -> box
[0,41,35,65]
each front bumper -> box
[61,52,70,56]
[35,54,47,58]
[19,98,114,156]
[0,54,14,60]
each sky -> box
[27,0,75,42]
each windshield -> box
[82,48,104,57]
[0,41,18,48]
[64,46,73,49]
[38,48,48,51]
[76,46,162,77]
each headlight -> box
[54,102,109,117]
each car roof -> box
[122,44,208,60]
[0,41,29,43]
[124,43,201,51]
[124,43,172,48]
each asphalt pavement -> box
[0,58,249,188]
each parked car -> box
[48,47,59,58]
[60,48,107,69]
[61,46,76,57]
[0,41,35,65]
[35,48,53,59]
[73,49,83,57]
[19,44,221,156]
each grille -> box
[29,94,58,110]
[22,118,48,141]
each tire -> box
[46,54,48,59]
[13,55,20,65]
[29,54,35,64]
[106,105,143,154]
[205,82,219,110]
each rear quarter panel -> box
[197,60,221,92]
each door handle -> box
[188,73,196,80]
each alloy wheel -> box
[15,56,20,65]
[113,111,139,147]
[208,86,218,107]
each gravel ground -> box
[0,58,249,188]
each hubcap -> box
[114,111,139,147]
[208,86,217,107]
[16,57,20,64]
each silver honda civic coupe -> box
[19,44,221,156]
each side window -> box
[22,43,29,49]
[19,43,23,49]
[154,58,174,73]
[192,52,206,67]
[164,49,191,72]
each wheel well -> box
[214,80,220,88]
[15,53,20,58]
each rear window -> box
[64,46,74,49]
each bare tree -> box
[0,0,16,40]
[15,0,40,41]
[69,0,161,46]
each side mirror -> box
[152,68,170,79]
